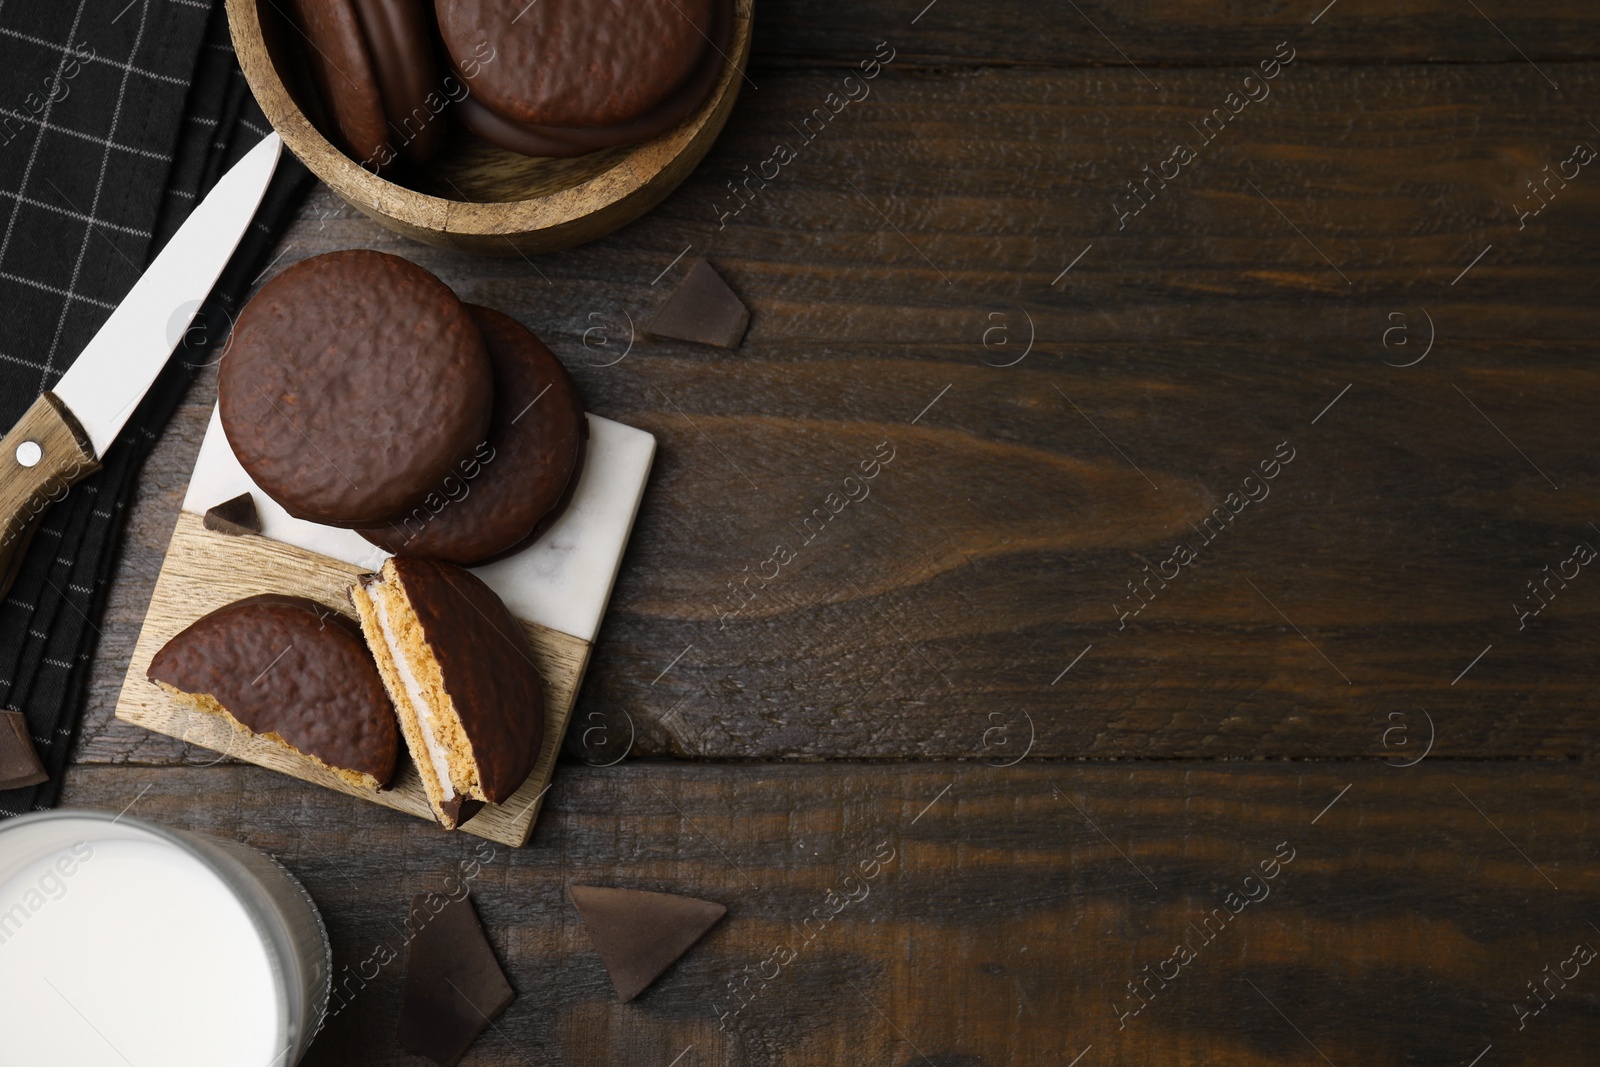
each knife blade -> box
[0,131,283,597]
[55,131,283,456]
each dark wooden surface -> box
[61,762,1600,1066]
[61,1,1600,1063]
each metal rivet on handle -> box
[15,441,42,468]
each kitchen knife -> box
[0,132,283,597]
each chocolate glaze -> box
[356,306,585,564]
[350,0,447,162]
[219,250,492,528]
[436,0,713,128]
[439,795,486,828]
[148,595,398,786]
[290,0,448,169]
[386,558,543,803]
[288,0,389,164]
[445,0,731,158]
[492,409,586,561]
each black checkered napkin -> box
[0,0,312,816]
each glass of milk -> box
[0,810,331,1066]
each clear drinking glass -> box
[0,809,331,1066]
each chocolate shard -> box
[569,885,726,1003]
[439,795,486,829]
[647,259,750,349]
[398,893,514,1066]
[203,492,262,537]
[0,711,46,790]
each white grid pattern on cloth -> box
[0,106,176,160]
[38,0,153,379]
[0,0,287,819]
[0,349,55,372]
[0,270,119,309]
[0,187,154,235]
[0,24,189,85]
[0,0,219,387]
[0,0,214,401]
[0,0,216,751]
[0,0,95,307]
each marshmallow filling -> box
[350,563,484,825]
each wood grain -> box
[50,9,1600,1067]
[751,0,1600,65]
[113,512,588,846]
[0,392,97,597]
[76,58,1600,763]
[53,759,1600,1067]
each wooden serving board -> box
[114,512,586,846]
[116,402,652,845]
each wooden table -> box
[69,2,1600,1063]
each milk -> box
[0,814,328,1067]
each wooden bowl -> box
[226,0,752,256]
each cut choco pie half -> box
[287,0,449,170]
[350,557,545,830]
[356,306,587,565]
[148,595,399,790]
[437,0,732,158]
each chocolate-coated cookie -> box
[288,0,388,165]
[436,0,715,130]
[289,0,448,168]
[357,306,586,565]
[349,557,544,829]
[149,594,399,789]
[497,416,586,558]
[452,0,730,158]
[355,0,451,163]
[219,250,492,529]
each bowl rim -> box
[225,0,752,238]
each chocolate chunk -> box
[0,711,46,790]
[202,492,262,537]
[569,885,726,1002]
[647,259,749,349]
[439,795,486,828]
[399,893,514,1066]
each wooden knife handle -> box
[0,392,99,599]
